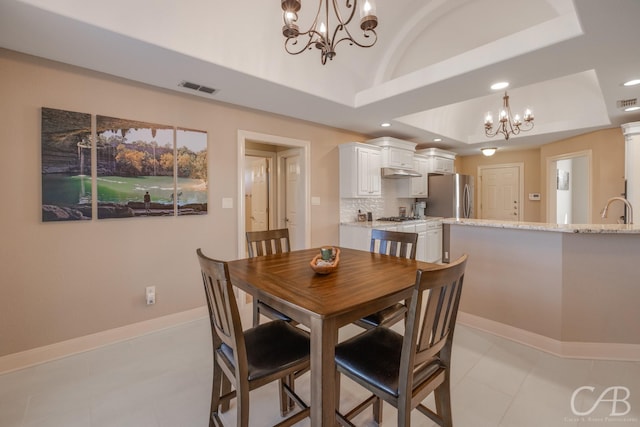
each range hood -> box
[381,167,422,178]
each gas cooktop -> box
[376,216,417,222]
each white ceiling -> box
[1,0,640,156]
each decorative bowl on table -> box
[310,247,340,274]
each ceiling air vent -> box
[179,81,217,95]
[617,98,637,110]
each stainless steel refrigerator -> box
[426,174,474,219]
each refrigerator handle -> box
[463,184,471,218]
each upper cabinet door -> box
[339,143,382,198]
[357,147,381,196]
[386,147,414,169]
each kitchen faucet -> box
[600,197,634,224]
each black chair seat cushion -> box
[359,303,407,328]
[335,327,441,397]
[220,320,309,381]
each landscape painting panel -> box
[41,107,92,221]
[176,128,208,216]
[96,116,175,219]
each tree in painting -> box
[176,128,208,216]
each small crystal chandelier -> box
[484,92,534,140]
[281,0,378,65]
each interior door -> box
[248,157,268,231]
[282,150,304,250]
[480,166,520,220]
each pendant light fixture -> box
[281,0,378,65]
[484,91,534,140]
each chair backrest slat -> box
[197,249,247,367]
[246,229,291,258]
[400,255,468,390]
[370,229,418,259]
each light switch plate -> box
[311,197,321,206]
[222,198,233,208]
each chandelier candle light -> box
[281,0,378,65]
[484,91,534,140]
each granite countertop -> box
[341,217,444,228]
[442,218,640,234]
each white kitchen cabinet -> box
[429,156,455,174]
[367,137,417,169]
[383,146,414,169]
[401,223,424,261]
[339,225,372,251]
[339,143,382,198]
[341,221,441,263]
[398,155,429,197]
[405,222,442,263]
[425,225,443,263]
[417,148,456,175]
[340,224,399,251]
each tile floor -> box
[1,305,639,427]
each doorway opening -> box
[546,150,592,224]
[237,131,311,259]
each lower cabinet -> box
[340,224,402,252]
[339,225,372,251]
[341,222,442,263]
[425,226,443,264]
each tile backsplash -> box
[340,180,416,222]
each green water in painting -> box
[42,175,92,205]
[42,175,207,205]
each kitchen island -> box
[445,218,640,360]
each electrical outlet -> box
[146,286,156,305]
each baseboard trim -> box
[457,311,640,361]
[0,306,208,374]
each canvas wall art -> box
[96,116,175,219]
[41,107,93,221]
[176,128,208,216]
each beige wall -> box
[458,148,541,222]
[0,47,629,358]
[539,128,625,223]
[456,128,625,223]
[0,49,363,357]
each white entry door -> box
[249,157,268,232]
[480,165,521,220]
[281,150,304,250]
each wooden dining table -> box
[227,246,438,426]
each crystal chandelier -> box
[484,92,534,140]
[281,0,378,65]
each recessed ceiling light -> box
[380,122,391,127]
[433,138,442,142]
[625,106,640,112]
[623,79,640,87]
[490,82,509,90]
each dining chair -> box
[334,254,468,427]
[354,229,419,329]
[246,228,293,326]
[196,248,310,427]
